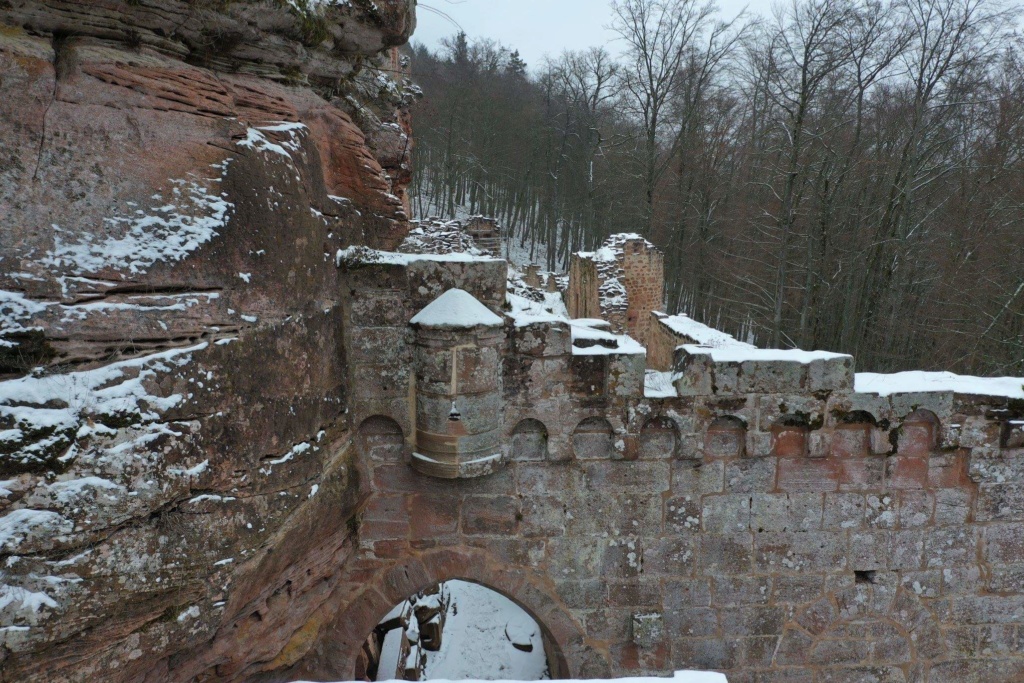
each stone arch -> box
[307,549,604,681]
[899,409,940,456]
[831,410,877,458]
[572,416,615,460]
[511,418,549,461]
[639,416,680,459]
[357,415,405,463]
[705,415,746,458]
[772,414,810,457]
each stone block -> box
[755,531,847,572]
[984,524,1024,564]
[897,490,934,528]
[711,576,771,606]
[807,355,854,391]
[737,359,805,394]
[603,538,645,578]
[671,637,741,671]
[663,578,713,609]
[831,425,870,458]
[607,579,661,607]
[584,461,670,494]
[699,533,754,575]
[664,607,720,638]
[885,456,928,489]
[518,495,568,537]
[643,537,697,576]
[808,430,832,458]
[703,494,751,533]
[672,460,724,495]
[772,574,826,604]
[719,606,787,637]
[837,456,885,491]
[546,537,605,578]
[461,495,519,536]
[515,462,585,496]
[407,491,460,540]
[849,531,887,571]
[777,457,840,492]
[977,483,1024,522]
[630,612,664,648]
[823,493,866,530]
[887,530,925,570]
[726,458,777,493]
[665,496,702,534]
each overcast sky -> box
[413,0,776,69]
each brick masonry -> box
[311,250,1024,683]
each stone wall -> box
[567,236,665,347]
[318,252,1024,683]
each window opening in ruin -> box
[360,580,551,681]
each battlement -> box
[338,236,1024,479]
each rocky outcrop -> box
[0,1,416,681]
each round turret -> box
[410,289,506,478]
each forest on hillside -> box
[405,0,1024,376]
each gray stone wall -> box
[329,256,1024,683]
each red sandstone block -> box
[408,493,460,537]
[899,422,937,456]
[372,539,410,559]
[360,519,409,542]
[838,457,885,491]
[364,494,410,523]
[462,495,520,535]
[887,456,929,489]
[928,453,967,488]
[610,641,670,673]
[777,457,839,492]
[772,428,807,457]
[830,425,870,457]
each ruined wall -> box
[321,253,1024,683]
[0,2,418,681]
[568,235,665,347]
[620,240,664,348]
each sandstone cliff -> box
[0,1,416,680]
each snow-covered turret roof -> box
[410,289,504,328]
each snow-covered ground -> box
[377,580,550,681]
[299,671,727,683]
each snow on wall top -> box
[655,312,752,349]
[410,289,504,328]
[856,371,1024,399]
[657,312,850,365]
[336,246,502,267]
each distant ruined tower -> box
[567,234,665,347]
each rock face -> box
[0,1,415,681]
